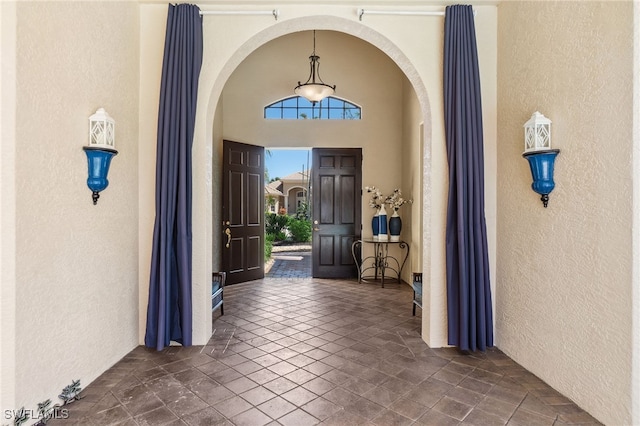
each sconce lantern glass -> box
[83,108,118,205]
[522,112,559,208]
[524,111,552,153]
[88,108,115,149]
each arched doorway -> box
[191,16,444,348]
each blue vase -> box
[378,205,388,241]
[389,212,402,242]
[372,213,379,240]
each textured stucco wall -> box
[402,79,423,283]
[497,2,634,424]
[0,0,18,412]
[9,1,140,411]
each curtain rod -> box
[199,9,279,20]
[357,8,475,21]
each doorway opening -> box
[265,148,313,279]
[200,21,440,347]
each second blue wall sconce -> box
[522,112,560,208]
[83,108,118,205]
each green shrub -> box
[264,234,274,261]
[288,219,312,242]
[295,201,310,220]
[266,213,289,235]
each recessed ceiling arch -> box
[204,15,432,138]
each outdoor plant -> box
[4,380,82,426]
[33,400,53,426]
[266,213,289,237]
[59,380,83,405]
[12,408,29,426]
[265,233,274,261]
[32,399,68,426]
[295,201,310,220]
[288,218,312,242]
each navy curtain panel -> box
[443,5,493,352]
[145,4,203,351]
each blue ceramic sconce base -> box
[83,146,118,205]
[523,149,560,208]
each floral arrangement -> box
[386,188,413,212]
[365,186,384,209]
[365,186,412,212]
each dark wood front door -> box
[222,140,265,285]
[311,148,362,278]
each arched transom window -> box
[264,96,361,120]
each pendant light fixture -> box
[294,30,336,104]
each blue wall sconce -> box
[83,108,118,205]
[522,112,560,208]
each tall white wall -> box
[1,1,140,413]
[496,2,634,424]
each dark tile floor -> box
[51,278,601,425]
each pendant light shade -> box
[294,30,335,103]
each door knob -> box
[224,228,231,248]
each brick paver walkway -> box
[266,250,312,278]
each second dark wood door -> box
[222,140,265,285]
[311,148,362,278]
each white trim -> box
[199,9,279,20]
[357,8,476,21]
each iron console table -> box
[351,239,410,287]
